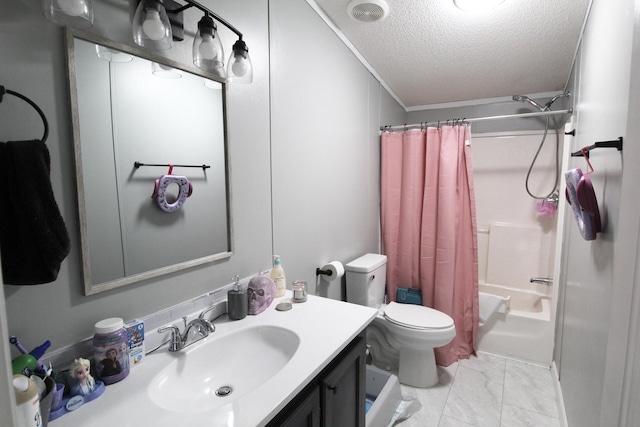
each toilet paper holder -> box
[316,267,333,277]
[315,261,345,281]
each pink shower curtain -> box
[380,125,479,366]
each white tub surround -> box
[474,221,555,365]
[53,293,377,427]
[478,283,553,364]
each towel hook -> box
[0,85,49,143]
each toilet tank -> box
[345,253,387,308]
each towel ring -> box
[0,85,49,143]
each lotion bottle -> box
[271,256,286,297]
[227,275,247,320]
[13,375,41,427]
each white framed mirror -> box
[66,29,232,295]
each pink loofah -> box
[536,199,557,216]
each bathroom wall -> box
[269,0,404,299]
[554,0,640,426]
[0,0,401,365]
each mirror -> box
[66,29,232,295]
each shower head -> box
[512,92,570,111]
[512,94,546,111]
[543,92,570,110]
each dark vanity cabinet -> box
[267,332,366,427]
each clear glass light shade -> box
[226,40,253,84]
[193,15,225,72]
[151,62,183,79]
[42,0,94,29]
[454,0,506,12]
[96,45,133,63]
[133,0,172,50]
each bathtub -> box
[477,283,553,365]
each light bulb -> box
[57,0,85,16]
[142,10,167,41]
[198,34,217,60]
[231,57,248,77]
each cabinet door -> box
[271,386,320,427]
[320,336,366,427]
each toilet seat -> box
[383,301,454,330]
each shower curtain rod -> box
[380,108,573,132]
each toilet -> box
[345,253,456,388]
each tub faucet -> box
[157,316,215,352]
[530,277,553,285]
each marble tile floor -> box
[396,351,561,427]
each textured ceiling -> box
[311,0,592,109]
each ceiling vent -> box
[347,0,389,23]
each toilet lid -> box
[384,301,454,330]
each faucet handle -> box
[199,303,217,320]
[158,324,183,352]
[530,277,553,285]
[189,318,215,334]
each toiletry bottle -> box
[271,255,286,297]
[13,374,41,427]
[228,275,247,320]
[93,318,130,385]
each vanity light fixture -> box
[133,0,174,50]
[42,0,94,29]
[192,13,224,72]
[227,39,253,83]
[133,0,253,83]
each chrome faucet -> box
[530,277,553,285]
[157,306,216,352]
[198,304,218,323]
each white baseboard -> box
[551,361,568,427]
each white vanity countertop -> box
[52,293,377,427]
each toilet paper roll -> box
[320,261,344,282]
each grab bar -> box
[530,277,553,285]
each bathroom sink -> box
[148,325,300,413]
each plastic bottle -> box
[271,255,286,298]
[93,318,130,385]
[13,374,41,427]
[228,276,248,320]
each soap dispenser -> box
[228,275,247,320]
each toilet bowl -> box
[371,302,455,387]
[345,254,456,388]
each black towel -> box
[0,140,71,284]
